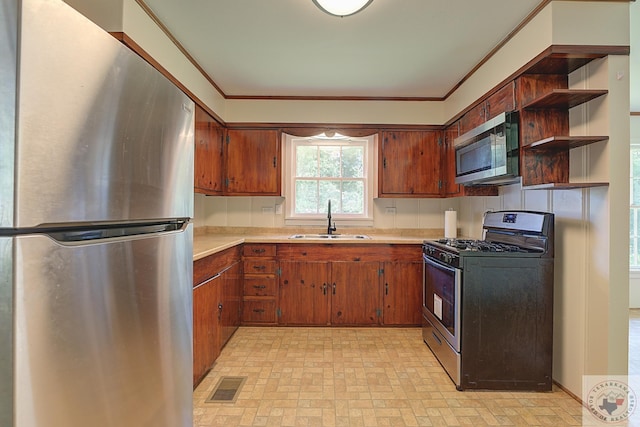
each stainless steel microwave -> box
[454,111,519,185]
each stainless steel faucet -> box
[327,200,337,235]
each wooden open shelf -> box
[522,89,608,110]
[525,136,609,150]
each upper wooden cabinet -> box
[440,124,461,197]
[379,130,441,197]
[225,129,281,195]
[459,82,516,135]
[194,105,224,195]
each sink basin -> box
[289,234,371,240]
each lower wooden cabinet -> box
[193,274,221,386]
[242,244,278,325]
[382,261,423,325]
[192,246,242,387]
[278,261,331,325]
[275,244,423,326]
[331,261,380,325]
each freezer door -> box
[9,0,194,228]
[13,225,193,427]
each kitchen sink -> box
[288,234,371,240]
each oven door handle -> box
[423,254,458,273]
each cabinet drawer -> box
[243,244,276,257]
[244,259,277,274]
[243,276,277,296]
[242,300,276,323]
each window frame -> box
[282,132,377,227]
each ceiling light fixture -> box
[312,0,373,17]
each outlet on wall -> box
[385,207,397,215]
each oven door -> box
[423,254,461,351]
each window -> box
[283,132,377,226]
[631,145,640,268]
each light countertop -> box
[193,227,444,261]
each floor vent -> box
[206,376,247,403]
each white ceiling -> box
[142,0,543,99]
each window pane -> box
[319,181,341,213]
[295,180,318,213]
[633,178,640,206]
[296,146,318,177]
[341,180,364,214]
[631,207,637,237]
[633,148,640,176]
[342,146,364,178]
[319,146,341,178]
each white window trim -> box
[282,132,377,227]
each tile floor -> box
[193,314,640,426]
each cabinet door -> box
[458,102,487,136]
[379,131,441,196]
[225,129,280,195]
[219,261,242,347]
[331,261,380,325]
[382,261,423,325]
[193,276,221,386]
[441,123,461,197]
[278,261,330,325]
[485,81,516,120]
[194,105,224,194]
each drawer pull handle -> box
[253,309,265,313]
[253,285,266,289]
[252,248,266,254]
[385,283,389,295]
[332,282,336,295]
[252,265,266,270]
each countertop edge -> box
[193,234,430,261]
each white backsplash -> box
[194,193,470,231]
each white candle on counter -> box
[444,209,457,239]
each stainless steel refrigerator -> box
[1,0,194,426]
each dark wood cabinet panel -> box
[194,105,224,195]
[219,261,242,348]
[193,275,220,386]
[331,261,381,326]
[225,129,280,195]
[459,82,516,136]
[193,247,242,387]
[275,244,420,326]
[242,244,278,325]
[441,123,461,197]
[243,300,277,323]
[485,81,516,119]
[379,130,441,197]
[278,261,331,325]
[515,72,608,188]
[382,261,423,326]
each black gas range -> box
[421,210,555,391]
[423,210,554,268]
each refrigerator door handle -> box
[44,219,190,243]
